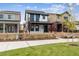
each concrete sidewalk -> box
[0,38,79,52]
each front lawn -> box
[0,42,79,56]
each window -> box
[31,25,34,31]
[64,16,68,20]
[36,14,40,22]
[35,25,39,31]
[0,24,3,33]
[42,15,45,19]
[8,15,11,19]
[30,14,34,22]
[0,14,3,19]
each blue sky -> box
[0,3,79,24]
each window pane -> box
[31,25,34,31]
[64,16,68,20]
[0,14,3,19]
[35,25,39,31]
[0,24,3,33]
[42,15,45,19]
[36,14,40,22]
[30,14,34,22]
[8,15,11,19]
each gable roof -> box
[48,11,71,16]
[61,11,71,16]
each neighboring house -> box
[0,11,20,33]
[25,10,51,33]
[48,11,71,32]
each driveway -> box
[0,38,79,52]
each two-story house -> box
[48,11,71,32]
[25,10,51,33]
[0,11,20,33]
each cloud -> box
[75,3,79,5]
[74,13,79,21]
[16,4,24,7]
[26,6,38,10]
[26,6,31,9]
[34,6,37,9]
[25,4,66,14]
[41,4,66,13]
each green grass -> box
[0,42,79,56]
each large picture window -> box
[30,14,34,22]
[36,14,40,22]
[64,16,68,20]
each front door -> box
[57,24,62,32]
[44,25,48,32]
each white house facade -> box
[25,10,50,33]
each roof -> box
[0,11,20,15]
[25,10,48,15]
[48,11,71,16]
[61,11,71,16]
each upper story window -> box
[64,16,68,20]
[42,15,45,19]
[0,14,3,19]
[8,15,12,19]
[36,14,40,22]
[30,14,34,22]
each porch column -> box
[3,23,5,33]
[17,24,19,33]
[16,24,19,40]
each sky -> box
[0,3,79,24]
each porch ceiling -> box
[29,22,52,25]
[29,21,62,25]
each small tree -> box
[64,19,70,32]
[64,19,76,42]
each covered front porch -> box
[28,22,52,33]
[0,23,19,33]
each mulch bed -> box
[0,38,58,42]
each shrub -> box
[20,33,57,40]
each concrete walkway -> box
[0,38,79,52]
